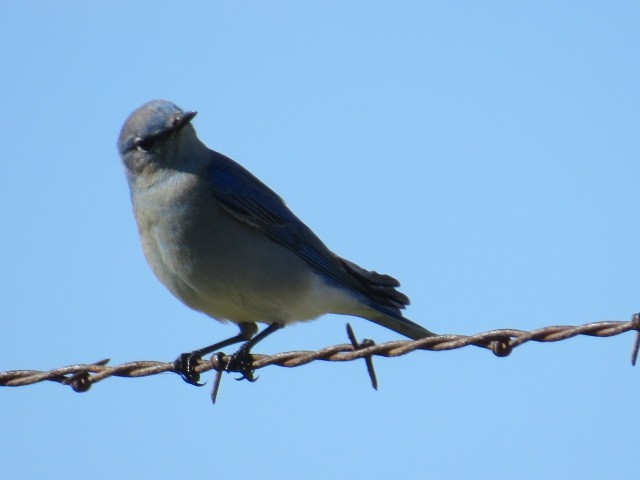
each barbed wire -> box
[2,314,639,403]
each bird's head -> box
[117,100,198,176]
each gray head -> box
[118,100,198,175]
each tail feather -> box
[338,256,436,340]
[339,258,410,309]
[368,310,436,340]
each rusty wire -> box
[2,314,639,399]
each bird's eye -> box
[133,136,154,152]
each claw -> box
[230,344,258,382]
[175,352,206,386]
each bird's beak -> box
[176,110,198,129]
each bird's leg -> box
[231,322,285,382]
[175,322,258,386]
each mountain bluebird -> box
[118,100,435,383]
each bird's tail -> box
[338,257,436,339]
[366,309,436,339]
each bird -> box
[117,99,435,383]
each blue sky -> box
[2,2,639,479]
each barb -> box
[2,314,639,396]
[346,323,378,390]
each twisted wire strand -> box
[2,314,639,395]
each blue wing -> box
[206,150,410,313]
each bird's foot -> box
[229,343,258,382]
[174,352,205,386]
